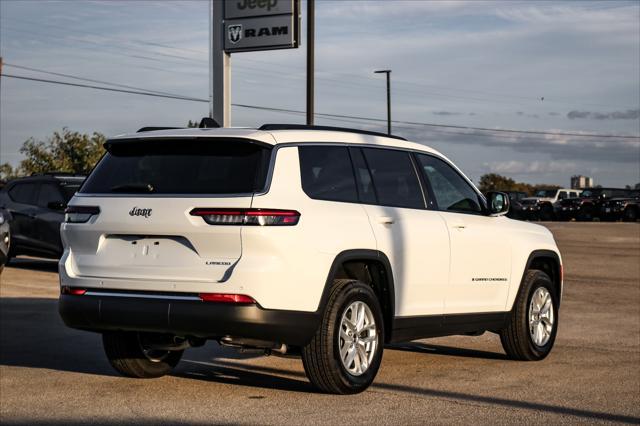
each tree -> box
[1,128,106,179]
[478,173,561,195]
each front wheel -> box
[302,279,384,394]
[102,331,183,378]
[500,270,559,360]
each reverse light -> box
[190,208,300,226]
[199,293,256,304]
[65,206,100,223]
[61,286,87,295]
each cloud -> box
[432,111,463,116]
[548,112,561,116]
[567,109,640,120]
[396,125,640,164]
[482,160,578,175]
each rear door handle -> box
[377,216,395,225]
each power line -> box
[1,74,208,103]
[4,63,197,98]
[2,72,638,140]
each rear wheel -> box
[103,331,183,378]
[302,279,384,394]
[500,270,558,361]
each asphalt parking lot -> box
[0,222,638,425]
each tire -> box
[500,270,558,361]
[539,204,554,221]
[577,206,593,222]
[302,279,384,394]
[102,331,183,378]
[623,207,638,222]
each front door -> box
[414,153,512,314]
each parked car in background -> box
[521,188,580,221]
[600,191,639,222]
[0,173,85,260]
[0,209,10,270]
[502,191,528,220]
[556,188,632,221]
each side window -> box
[361,148,424,209]
[416,154,482,214]
[349,148,377,204]
[8,183,39,205]
[37,183,65,208]
[558,191,567,200]
[299,146,358,203]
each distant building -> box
[571,175,594,189]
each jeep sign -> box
[224,14,298,52]
[225,0,294,19]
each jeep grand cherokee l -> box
[59,125,562,394]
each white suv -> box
[59,124,562,394]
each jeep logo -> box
[236,0,279,12]
[129,207,152,218]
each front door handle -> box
[377,216,395,225]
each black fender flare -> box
[517,249,562,308]
[315,249,395,340]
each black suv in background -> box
[556,188,631,221]
[0,174,85,260]
[600,191,639,222]
[501,191,528,220]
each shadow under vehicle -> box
[555,188,633,221]
[0,173,85,261]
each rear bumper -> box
[59,293,320,346]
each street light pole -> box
[374,69,391,135]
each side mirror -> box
[47,201,66,211]
[487,192,510,217]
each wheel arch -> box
[317,249,395,343]
[518,250,562,308]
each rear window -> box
[80,139,272,195]
[299,146,358,203]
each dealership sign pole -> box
[210,0,301,127]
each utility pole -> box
[306,0,315,125]
[211,0,230,127]
[374,69,392,135]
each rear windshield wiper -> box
[110,183,155,193]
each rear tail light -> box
[190,208,300,226]
[199,293,256,304]
[65,206,100,223]
[61,286,87,295]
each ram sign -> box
[223,0,300,53]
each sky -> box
[0,0,639,187]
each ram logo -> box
[228,25,242,44]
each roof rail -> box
[29,172,86,177]
[258,124,407,141]
[137,127,183,133]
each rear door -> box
[356,147,450,317]
[34,182,67,255]
[6,182,40,249]
[64,138,271,283]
